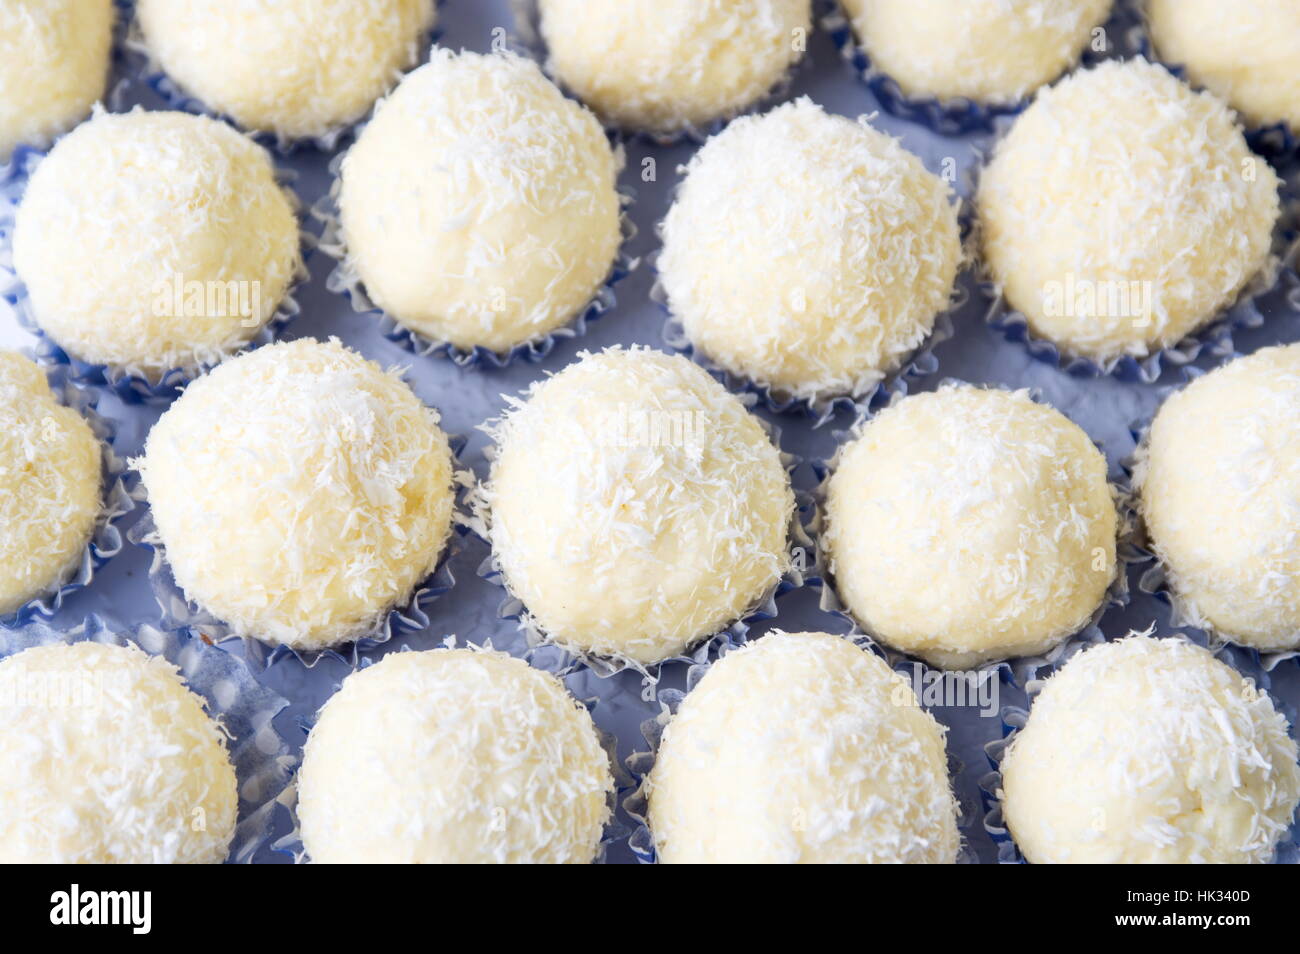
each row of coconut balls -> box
[5,626,1298,863]
[4,335,1298,670]
[3,37,1295,401]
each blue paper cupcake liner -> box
[273,636,632,864]
[806,380,1141,686]
[621,629,981,864]
[0,366,136,628]
[128,433,473,670]
[0,614,297,864]
[0,129,314,405]
[978,627,1300,864]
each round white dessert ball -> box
[824,385,1117,668]
[297,647,613,863]
[138,337,456,651]
[1148,0,1300,131]
[1137,344,1300,651]
[13,109,301,379]
[0,641,237,863]
[339,49,621,354]
[486,346,794,665]
[0,352,101,616]
[979,59,1280,363]
[136,0,436,141]
[536,0,811,134]
[0,0,114,160]
[841,0,1111,104]
[1000,635,1300,863]
[660,98,960,403]
[648,631,960,863]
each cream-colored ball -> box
[0,641,237,863]
[648,632,960,863]
[0,0,114,160]
[660,98,960,403]
[13,110,301,378]
[136,0,436,141]
[1148,0,1300,131]
[1001,635,1300,864]
[825,385,1117,669]
[487,346,793,665]
[0,352,101,616]
[298,648,613,863]
[1137,345,1300,651]
[979,59,1280,363]
[842,0,1111,104]
[537,0,810,134]
[339,49,621,354]
[138,338,456,651]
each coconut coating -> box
[338,49,621,354]
[0,641,237,864]
[536,0,811,134]
[824,385,1117,669]
[648,632,960,863]
[297,648,613,864]
[137,338,456,651]
[978,59,1280,363]
[1137,344,1300,651]
[12,110,301,378]
[486,346,794,665]
[136,0,436,141]
[0,352,101,616]
[0,0,114,160]
[842,0,1111,104]
[1001,635,1300,864]
[659,98,960,403]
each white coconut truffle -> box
[660,99,960,403]
[0,352,101,616]
[12,110,301,378]
[979,59,1280,364]
[136,0,436,141]
[842,0,1111,104]
[1136,345,1300,652]
[298,648,612,864]
[0,641,237,864]
[339,49,621,354]
[536,0,811,135]
[648,632,960,863]
[1001,635,1300,864]
[0,0,114,160]
[1148,0,1300,132]
[137,338,456,651]
[486,346,793,665]
[825,385,1117,669]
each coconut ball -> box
[978,59,1280,364]
[648,632,960,863]
[1001,635,1300,864]
[298,648,613,863]
[536,0,811,135]
[339,49,621,355]
[1148,0,1300,132]
[824,385,1117,669]
[0,352,101,617]
[841,0,1111,104]
[137,338,456,651]
[12,109,301,379]
[486,346,793,665]
[660,98,960,403]
[1136,345,1300,651]
[0,641,238,863]
[0,0,114,160]
[135,0,436,141]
